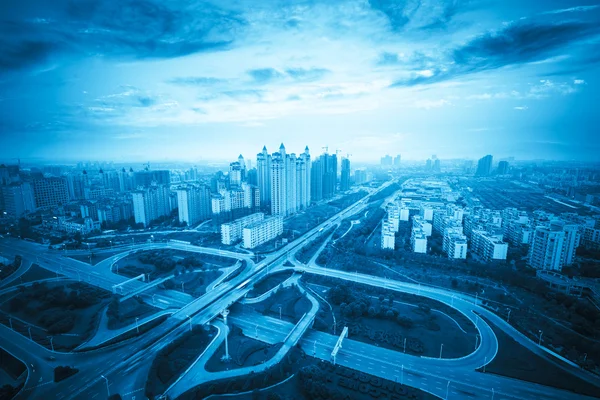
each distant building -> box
[381,220,396,250]
[393,154,401,167]
[33,177,69,209]
[132,185,171,227]
[242,215,284,249]
[1,183,35,217]
[497,161,509,175]
[175,185,211,226]
[133,170,171,188]
[340,158,351,191]
[354,169,369,185]
[381,155,393,166]
[256,146,272,208]
[475,155,493,176]
[270,144,311,217]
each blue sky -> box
[1,0,599,163]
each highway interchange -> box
[1,180,599,400]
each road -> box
[5,178,596,400]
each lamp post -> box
[446,380,450,400]
[28,326,32,341]
[221,310,231,362]
[507,308,512,324]
[186,315,192,332]
[401,364,404,385]
[403,337,407,353]
[475,334,480,351]
[48,336,54,352]
[439,343,444,359]
[135,317,139,334]
[152,294,156,305]
[181,282,185,292]
[491,388,495,400]
[538,330,543,346]
[278,306,282,320]
[255,325,258,339]
[313,340,317,356]
[101,375,110,397]
[483,356,487,373]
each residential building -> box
[256,146,272,207]
[381,220,396,250]
[221,213,265,245]
[242,215,284,249]
[340,158,351,191]
[1,183,35,217]
[132,185,171,227]
[175,185,211,226]
[475,155,493,176]
[471,230,508,262]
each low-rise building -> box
[471,230,508,262]
[242,216,284,249]
[221,213,265,245]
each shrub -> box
[54,366,79,382]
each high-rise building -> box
[311,159,323,202]
[433,159,441,173]
[229,161,243,187]
[475,155,493,176]
[132,185,171,227]
[175,185,211,226]
[426,159,432,170]
[321,152,337,199]
[340,158,351,191]
[256,146,272,208]
[1,183,35,217]
[269,144,311,217]
[33,177,69,209]
[134,170,171,188]
[497,161,509,175]
[381,155,393,166]
[393,155,401,167]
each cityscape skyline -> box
[2,0,600,162]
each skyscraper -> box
[269,143,311,217]
[33,177,69,209]
[340,157,351,191]
[321,152,337,199]
[476,155,493,176]
[393,154,401,168]
[256,146,271,208]
[311,158,323,202]
[229,161,242,187]
[497,160,509,175]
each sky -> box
[1,0,600,163]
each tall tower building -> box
[256,146,271,207]
[269,143,310,217]
[311,159,323,202]
[132,185,171,227]
[476,155,493,176]
[270,148,286,216]
[340,157,351,191]
[528,226,565,271]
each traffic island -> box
[205,325,283,372]
[478,314,600,397]
[247,271,294,298]
[240,285,312,324]
[303,275,477,358]
[160,269,222,297]
[144,324,217,398]
[0,280,111,351]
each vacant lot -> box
[0,281,110,351]
[480,315,600,397]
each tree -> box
[368,306,377,317]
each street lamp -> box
[278,306,282,320]
[100,375,110,397]
[446,380,450,400]
[403,337,407,353]
[491,388,495,400]
[439,343,444,359]
[401,364,404,385]
[152,294,156,305]
[483,356,487,373]
[538,330,543,346]
[186,315,192,332]
[9,317,13,330]
[475,334,480,351]
[507,308,512,324]
[255,325,258,339]
[48,336,54,352]
[28,326,32,341]
[135,317,139,334]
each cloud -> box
[167,77,228,86]
[247,68,284,83]
[368,0,468,31]
[285,67,330,81]
[0,0,245,72]
[391,20,600,87]
[574,79,586,85]
[541,5,600,15]
[514,106,528,110]
[414,99,451,109]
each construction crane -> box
[322,146,329,154]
